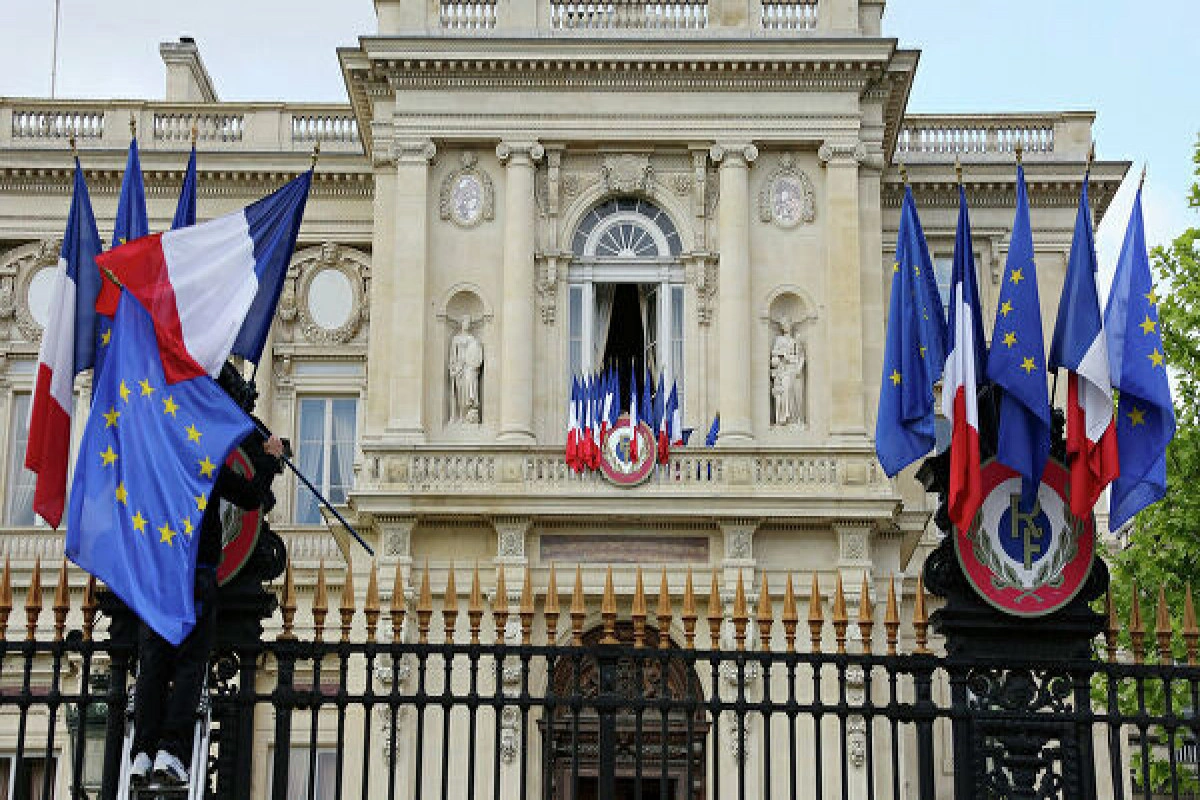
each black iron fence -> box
[1,561,1199,799]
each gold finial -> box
[898,162,909,185]
[1155,584,1173,664]
[832,573,849,655]
[364,562,381,642]
[191,118,199,146]
[1184,585,1199,667]
[545,564,561,643]
[339,564,356,644]
[519,567,534,645]
[681,567,698,650]
[280,560,297,640]
[1103,588,1119,663]
[416,561,433,645]
[1138,164,1147,192]
[313,560,329,642]
[310,141,321,171]
[732,570,748,652]
[390,563,407,642]
[468,563,484,646]
[570,565,586,646]
[781,573,798,654]
[1014,139,1023,164]
[443,564,459,643]
[0,557,11,641]
[129,113,136,139]
[494,567,509,639]
[1085,141,1096,179]
[706,569,723,649]
[600,567,618,645]
[857,574,875,654]
[954,156,963,187]
[81,575,97,642]
[631,567,647,649]
[913,575,930,655]
[756,571,773,652]
[52,559,70,643]
[25,556,43,642]
[69,133,78,159]
[100,266,124,289]
[656,568,673,650]
[1130,580,1145,665]
[808,572,824,654]
[884,574,899,656]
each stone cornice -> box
[0,164,373,199]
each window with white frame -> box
[0,754,58,800]
[268,747,337,800]
[933,253,981,315]
[294,397,357,525]
[6,393,38,526]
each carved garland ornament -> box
[758,154,817,228]
[11,239,61,343]
[439,152,495,228]
[293,243,369,345]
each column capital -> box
[394,138,438,166]
[817,139,867,167]
[496,141,545,165]
[709,142,758,167]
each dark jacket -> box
[196,429,283,568]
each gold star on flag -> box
[119,381,131,403]
[1139,315,1157,335]
[198,456,216,478]
[889,370,902,386]
[1020,357,1036,374]
[1127,406,1146,427]
[1002,332,1017,348]
[139,379,154,397]
[132,511,147,533]
[1009,268,1024,285]
[1146,286,1159,305]
[892,262,900,274]
[115,482,128,504]
[103,407,120,428]
[195,494,208,512]
[158,523,177,546]
[186,424,202,444]
[100,446,118,466]
[1000,301,1013,317]
[913,265,920,276]
[919,345,927,359]
[1148,348,1164,368]
[101,329,111,346]
[182,517,194,536]
[162,395,179,417]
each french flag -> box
[95,172,311,381]
[1048,177,1118,519]
[942,186,987,532]
[668,380,683,446]
[566,377,580,471]
[26,160,102,528]
[628,364,639,463]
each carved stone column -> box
[818,140,866,435]
[710,142,757,444]
[368,138,436,442]
[496,142,544,444]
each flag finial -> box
[954,156,962,187]
[898,162,908,185]
[1085,141,1095,179]
[1014,139,1023,164]
[310,141,321,171]
[191,118,199,146]
[68,133,78,159]
[128,113,136,139]
[1139,163,1147,192]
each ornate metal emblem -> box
[598,414,657,487]
[954,459,1094,617]
[217,445,264,586]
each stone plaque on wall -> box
[540,535,709,564]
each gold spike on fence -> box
[832,574,848,655]
[390,563,407,642]
[913,576,930,655]
[280,561,297,640]
[885,575,899,656]
[656,568,672,650]
[706,570,723,648]
[469,564,484,646]
[25,556,42,642]
[0,557,14,641]
[545,564,560,643]
[757,572,772,652]
[443,564,459,643]
[493,567,509,641]
[782,574,798,654]
[680,568,697,650]
[858,574,874,655]
[312,560,329,643]
[600,567,617,645]
[519,567,535,646]
[631,567,647,648]
[570,566,585,646]
[808,573,824,654]
[339,563,356,644]
[732,571,748,652]
[53,559,70,643]
[416,562,433,645]
[365,562,381,643]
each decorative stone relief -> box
[685,257,717,327]
[380,517,416,558]
[817,140,868,167]
[758,154,816,228]
[601,154,652,193]
[671,173,692,196]
[439,152,494,228]
[3,239,61,343]
[494,517,531,561]
[704,172,720,216]
[720,519,758,562]
[499,706,521,763]
[837,525,870,562]
[535,257,563,325]
[292,243,370,345]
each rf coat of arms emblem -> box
[599,414,657,487]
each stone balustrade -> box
[439,0,498,28]
[896,112,1096,162]
[760,1,818,30]
[548,0,710,30]
[2,100,361,154]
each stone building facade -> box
[0,0,1128,796]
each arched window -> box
[567,198,685,414]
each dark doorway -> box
[602,283,645,412]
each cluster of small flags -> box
[877,158,1175,534]
[565,366,684,471]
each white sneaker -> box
[152,750,188,786]
[129,752,153,786]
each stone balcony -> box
[895,112,1097,164]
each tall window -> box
[933,253,981,315]
[0,754,57,800]
[295,397,357,525]
[274,748,336,800]
[6,394,37,526]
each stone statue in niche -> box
[448,315,484,424]
[770,314,811,427]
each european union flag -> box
[641,367,654,430]
[1104,186,1176,530]
[986,165,1051,510]
[875,188,941,476]
[66,291,252,645]
[171,144,198,230]
[113,136,148,248]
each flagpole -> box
[50,0,62,98]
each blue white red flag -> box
[1048,177,1118,519]
[26,159,103,528]
[628,365,640,462]
[668,380,683,446]
[656,369,669,463]
[566,377,580,471]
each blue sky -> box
[2,0,1196,263]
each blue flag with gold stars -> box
[875,187,940,476]
[1104,187,1176,530]
[65,291,252,645]
[986,164,1051,511]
